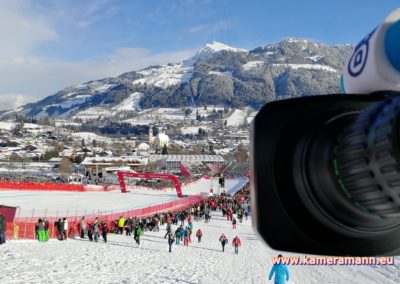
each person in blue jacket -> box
[268,255,290,284]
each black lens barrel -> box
[336,96,400,219]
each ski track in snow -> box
[1,210,400,283]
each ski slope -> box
[1,211,399,283]
[0,178,247,218]
[1,177,400,283]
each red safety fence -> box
[0,177,204,193]
[0,205,17,221]
[5,194,205,241]
[0,180,85,191]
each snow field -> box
[0,178,246,218]
[1,210,399,283]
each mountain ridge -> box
[3,39,353,119]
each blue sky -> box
[0,0,399,109]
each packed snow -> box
[70,132,111,144]
[1,204,399,283]
[273,63,336,72]
[133,64,193,89]
[181,126,211,135]
[185,41,248,66]
[0,121,17,131]
[112,92,143,112]
[226,109,247,126]
[242,61,264,71]
[208,71,233,77]
[306,55,323,62]
[0,178,246,218]
[72,107,115,121]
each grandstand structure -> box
[223,161,249,177]
[166,155,225,173]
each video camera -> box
[251,9,400,256]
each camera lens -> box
[294,95,400,238]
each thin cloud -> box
[0,47,197,110]
[188,24,209,33]
[188,20,231,35]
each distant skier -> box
[232,236,241,254]
[219,233,227,252]
[196,229,202,243]
[268,255,290,284]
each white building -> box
[153,133,169,148]
[137,142,150,155]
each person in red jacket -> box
[232,236,241,254]
[196,229,202,242]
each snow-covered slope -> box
[1,211,399,283]
[133,64,193,88]
[184,41,248,66]
[111,92,143,111]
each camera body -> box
[251,93,400,256]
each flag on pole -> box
[180,162,191,177]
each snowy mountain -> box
[3,39,352,118]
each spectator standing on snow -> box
[43,218,49,241]
[80,216,87,238]
[87,222,94,241]
[56,218,64,241]
[167,231,175,253]
[268,255,290,284]
[164,221,172,239]
[118,216,125,235]
[36,219,46,242]
[232,217,237,229]
[134,225,142,245]
[232,236,241,254]
[196,229,202,243]
[183,227,189,246]
[188,223,193,242]
[219,233,227,252]
[101,221,108,243]
[125,217,132,236]
[63,218,68,240]
[175,227,182,245]
[0,212,6,245]
[93,218,100,242]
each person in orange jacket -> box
[196,229,202,243]
[232,236,241,254]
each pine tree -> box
[162,144,168,155]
